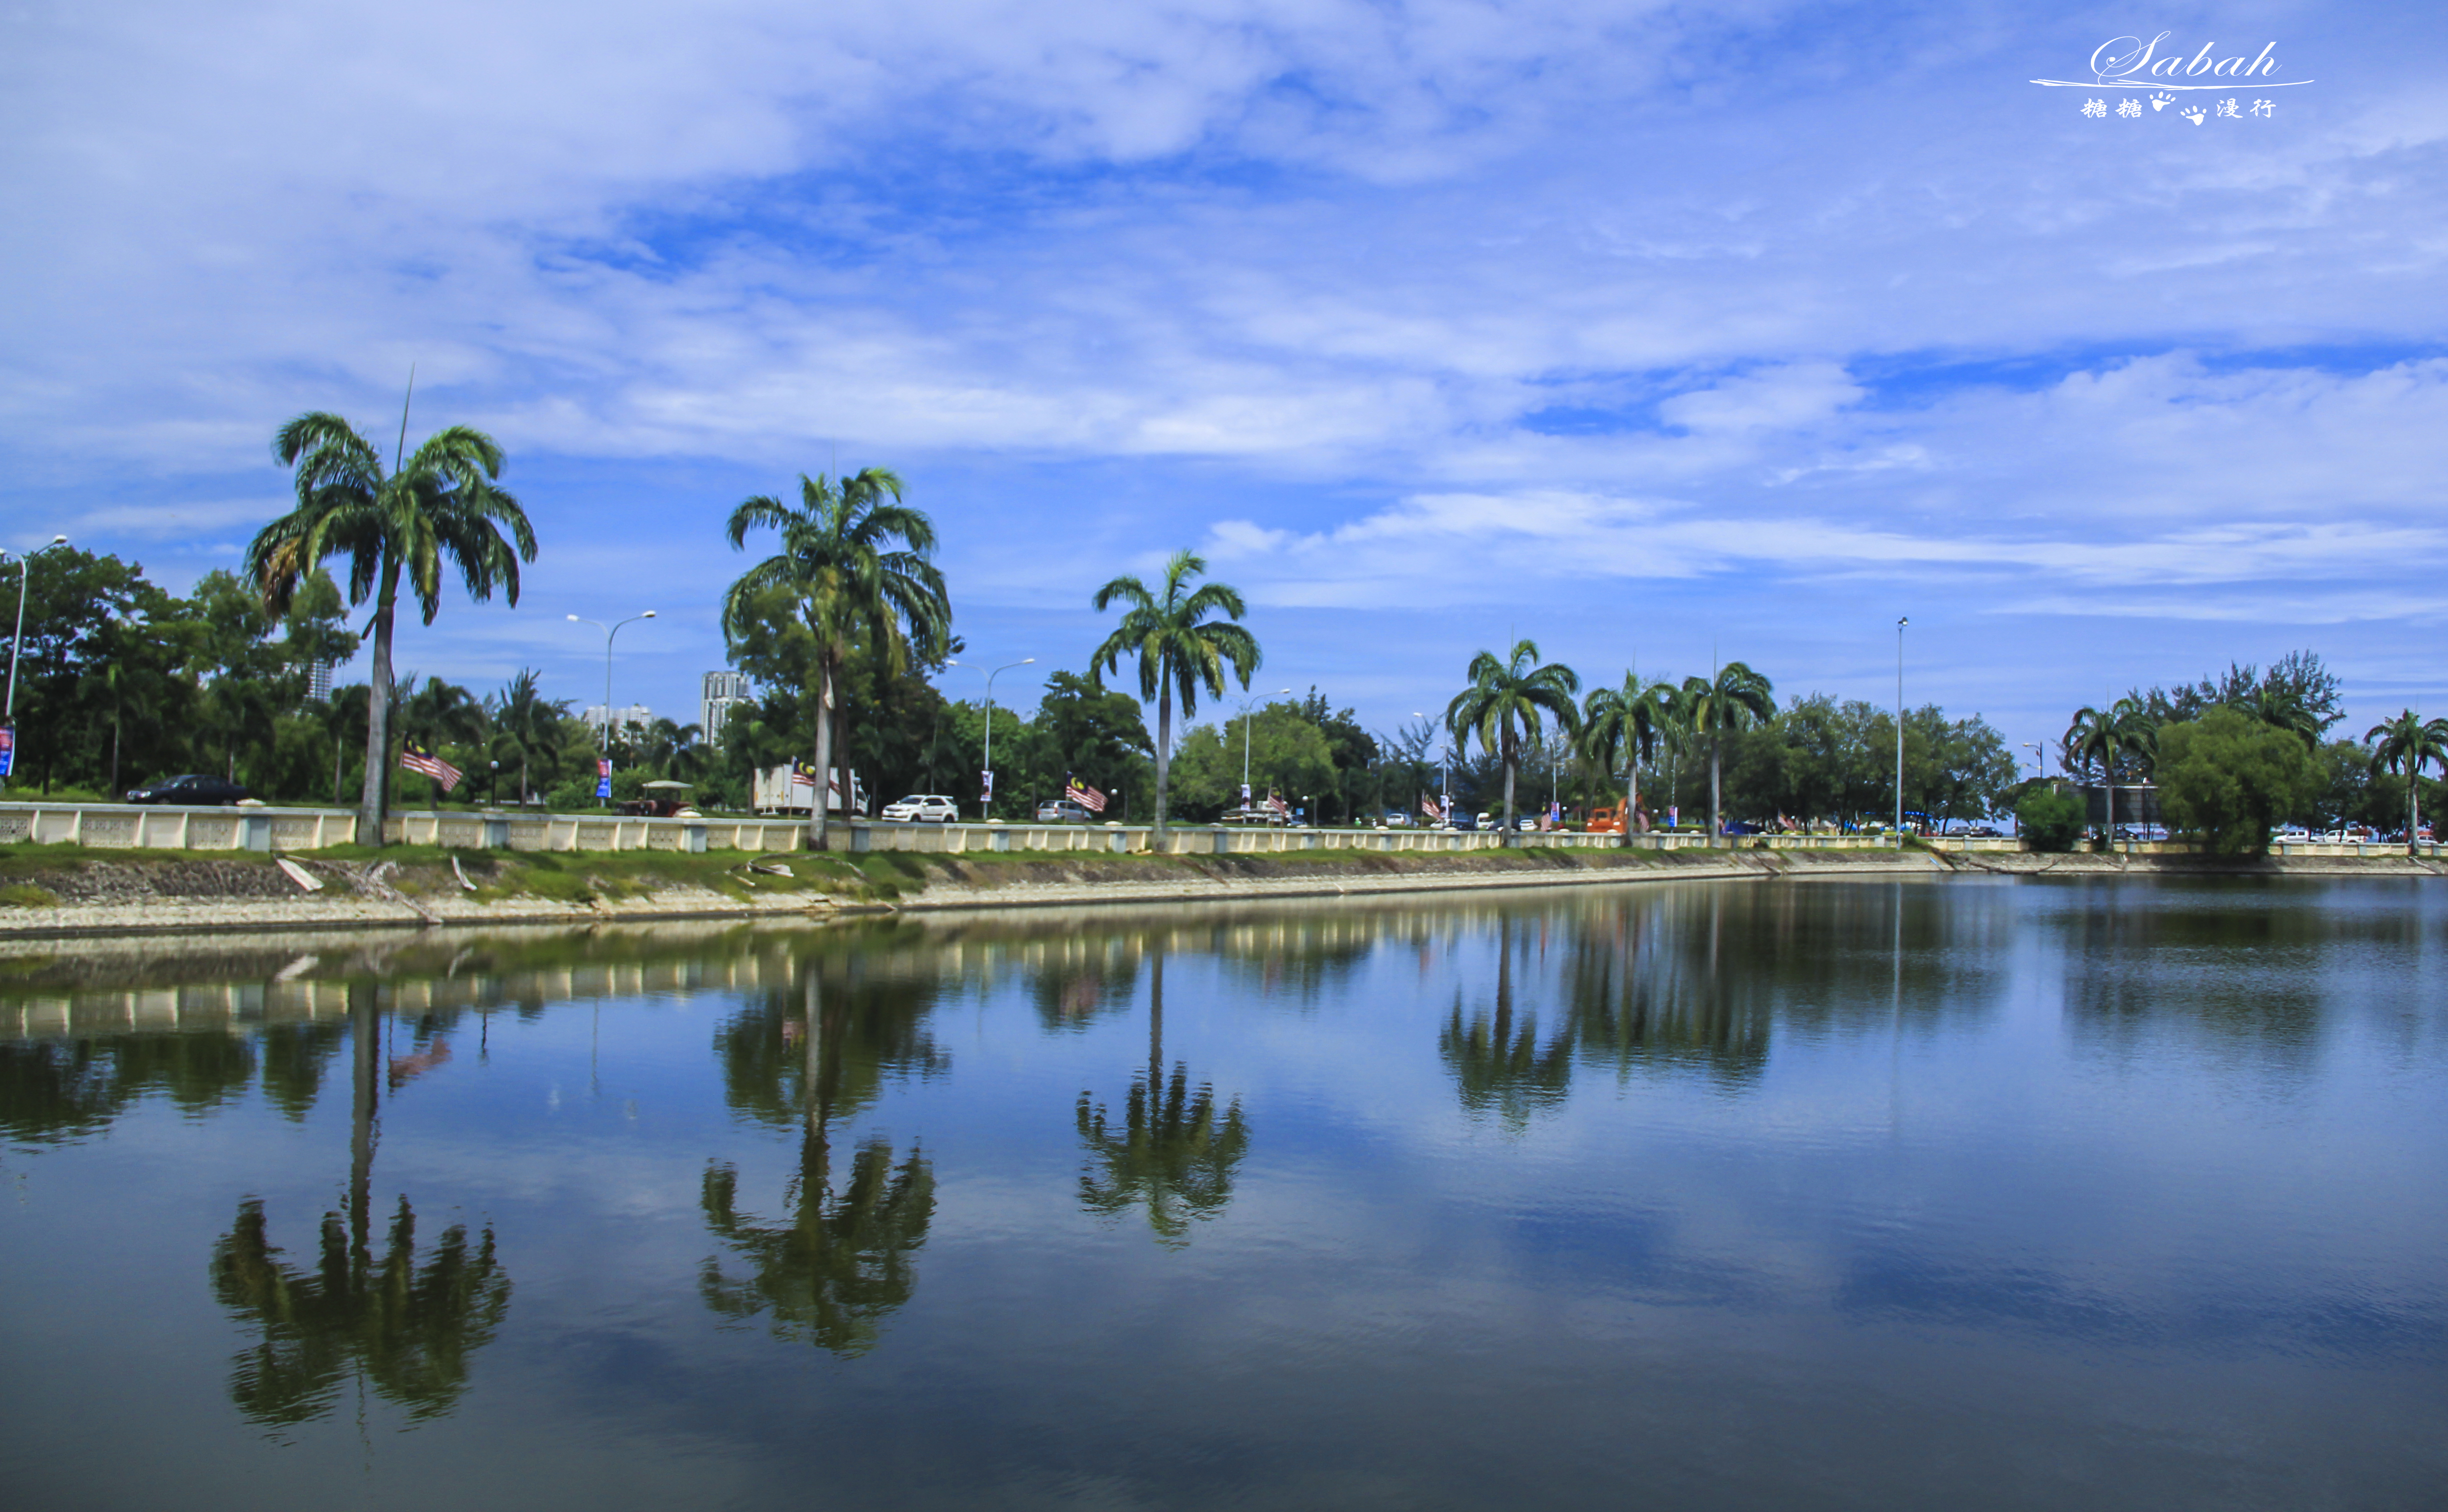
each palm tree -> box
[246,410,536,846]
[1678,662,1774,842]
[2065,696,2156,842]
[1579,670,1674,846]
[485,669,564,808]
[2230,686,2322,750]
[1089,550,1260,844]
[2364,710,2448,856]
[724,470,950,848]
[1444,640,1580,844]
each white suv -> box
[880,794,960,822]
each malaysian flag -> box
[790,757,820,788]
[1420,793,1442,821]
[1066,776,1108,813]
[1266,791,1290,821]
[399,740,464,792]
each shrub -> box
[2015,786,2086,852]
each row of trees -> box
[2050,654,2446,854]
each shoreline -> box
[2,844,2440,944]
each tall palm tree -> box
[246,410,536,846]
[1089,550,1260,843]
[1445,640,1580,844]
[1678,662,1774,842]
[1579,670,1674,846]
[2065,696,2156,842]
[2364,710,2448,856]
[724,470,950,848]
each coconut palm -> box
[484,669,565,808]
[246,410,536,846]
[2364,710,2448,856]
[2066,696,2156,842]
[2230,685,2323,750]
[1678,662,1774,841]
[1444,640,1580,844]
[1579,670,1674,845]
[724,470,950,848]
[1088,550,1260,843]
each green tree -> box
[1578,670,1672,844]
[722,469,950,848]
[1088,550,1260,842]
[2156,708,2316,855]
[1444,639,1580,842]
[2362,710,2448,854]
[2014,786,2086,852]
[246,409,536,845]
[1030,670,1154,818]
[1678,662,1774,840]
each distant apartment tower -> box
[702,670,752,744]
[304,658,335,702]
[582,702,654,740]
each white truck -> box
[752,764,868,817]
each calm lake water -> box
[2,876,2443,1511]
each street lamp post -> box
[2022,742,2044,782]
[568,610,656,808]
[5,534,70,724]
[3,535,70,789]
[1894,616,1908,838]
[1236,687,1292,809]
[946,656,1034,820]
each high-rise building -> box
[304,658,335,702]
[702,670,752,744]
[582,702,654,740]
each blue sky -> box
[5,0,2444,761]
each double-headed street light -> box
[946,656,1034,819]
[2022,742,2044,782]
[1895,616,1909,837]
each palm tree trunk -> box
[1501,726,1518,846]
[809,658,836,850]
[1152,679,1174,846]
[1148,950,1164,1087]
[1624,756,1638,848]
[2410,763,2420,858]
[356,570,400,848]
[1709,734,1722,843]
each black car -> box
[126,774,250,806]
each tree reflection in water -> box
[700,954,938,1354]
[208,988,509,1430]
[1564,890,1770,1086]
[1440,914,1576,1128]
[1076,951,1250,1246]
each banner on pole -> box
[596,756,613,800]
[981,769,996,803]
[0,725,13,779]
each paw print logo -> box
[2148,90,2175,112]
[2180,106,2206,125]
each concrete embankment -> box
[7,841,2437,942]
[0,844,1945,941]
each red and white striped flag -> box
[1420,793,1442,820]
[1066,777,1108,813]
[400,740,464,792]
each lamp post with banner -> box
[946,656,1034,820]
[568,610,656,809]
[3,535,70,789]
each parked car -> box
[1220,806,1288,826]
[880,794,960,822]
[126,774,249,806]
[1448,811,1478,831]
[1380,810,1412,828]
[1035,799,1092,824]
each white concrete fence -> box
[5,799,1920,857]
